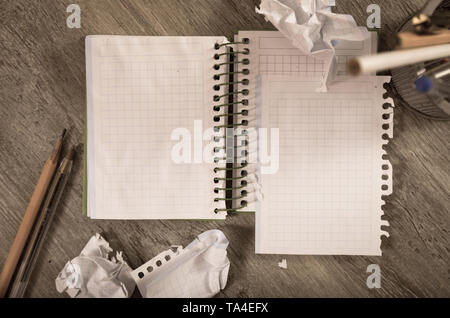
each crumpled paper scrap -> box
[278,259,288,269]
[131,229,230,298]
[55,233,135,298]
[256,0,369,88]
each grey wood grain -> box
[0,0,448,298]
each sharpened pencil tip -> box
[50,129,66,162]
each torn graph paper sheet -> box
[256,0,369,89]
[255,75,393,255]
[55,234,135,298]
[131,230,230,298]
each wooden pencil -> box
[397,30,450,49]
[0,130,65,298]
[8,147,75,298]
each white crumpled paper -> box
[131,229,230,298]
[256,0,369,88]
[278,259,288,269]
[55,234,135,298]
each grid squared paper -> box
[137,255,216,297]
[232,31,377,212]
[258,52,358,76]
[237,30,375,81]
[231,31,390,255]
[255,76,392,255]
[86,36,228,219]
[259,55,325,76]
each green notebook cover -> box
[82,92,88,216]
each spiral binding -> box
[379,85,394,240]
[213,38,250,214]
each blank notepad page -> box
[86,36,227,219]
[256,75,392,255]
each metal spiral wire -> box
[213,38,250,213]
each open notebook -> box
[85,36,232,219]
[84,32,393,255]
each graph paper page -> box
[256,75,392,255]
[86,35,228,219]
[233,30,377,213]
[236,30,376,78]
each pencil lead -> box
[50,130,65,162]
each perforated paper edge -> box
[377,77,394,254]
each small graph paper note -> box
[255,75,393,255]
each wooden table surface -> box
[0,0,448,298]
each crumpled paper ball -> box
[55,233,135,298]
